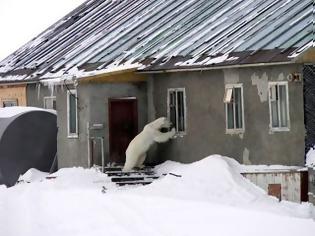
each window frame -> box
[224,83,245,134]
[43,96,56,110]
[268,81,290,132]
[67,89,78,138]
[167,88,187,136]
[2,99,18,107]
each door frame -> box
[108,97,138,164]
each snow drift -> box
[0,155,314,236]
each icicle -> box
[48,82,55,97]
[37,83,41,100]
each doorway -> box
[108,98,138,164]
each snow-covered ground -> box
[0,155,314,236]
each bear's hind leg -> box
[135,153,146,169]
[123,153,138,172]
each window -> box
[67,90,78,138]
[268,82,289,131]
[224,84,244,133]
[2,99,18,107]
[167,88,186,135]
[44,96,56,110]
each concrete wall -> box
[150,64,305,166]
[56,81,147,168]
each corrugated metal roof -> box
[0,0,313,82]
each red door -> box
[108,98,138,164]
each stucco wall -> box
[26,83,55,108]
[150,64,305,166]
[56,81,147,168]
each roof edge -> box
[137,61,296,74]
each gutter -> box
[137,61,295,74]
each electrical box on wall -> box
[287,73,302,82]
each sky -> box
[0,0,86,61]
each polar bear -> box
[123,117,175,172]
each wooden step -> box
[111,176,159,183]
[104,165,159,186]
[104,166,123,172]
[104,166,154,172]
[116,180,153,186]
[106,170,155,177]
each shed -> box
[0,107,57,186]
[242,167,308,203]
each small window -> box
[3,99,18,107]
[44,96,56,110]
[268,82,290,131]
[224,84,244,133]
[67,90,78,138]
[167,88,186,135]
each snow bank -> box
[0,106,56,118]
[17,168,49,183]
[135,155,314,219]
[0,155,314,236]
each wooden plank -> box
[116,181,152,186]
[0,84,27,107]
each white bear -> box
[123,117,175,172]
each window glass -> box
[225,85,244,132]
[269,82,289,130]
[169,91,177,130]
[68,90,78,136]
[279,85,287,127]
[168,88,186,134]
[234,87,243,129]
[69,93,77,134]
[44,97,56,110]
[177,91,185,132]
[227,102,234,129]
[3,100,17,107]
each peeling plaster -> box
[224,69,239,84]
[278,72,285,81]
[242,147,251,165]
[251,72,268,102]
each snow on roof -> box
[0,106,56,118]
[0,0,313,82]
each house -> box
[0,0,314,201]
